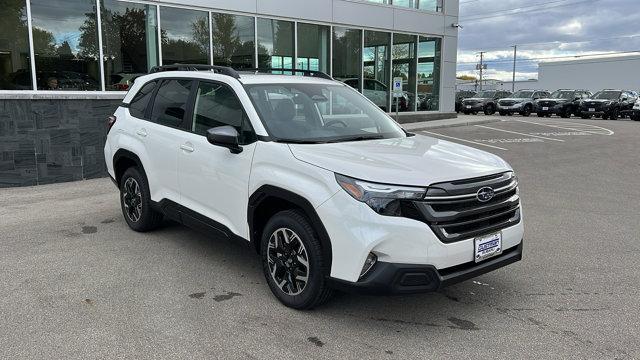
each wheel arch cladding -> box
[113,149,146,187]
[248,185,333,272]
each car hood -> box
[288,135,511,186]
[500,98,528,102]
[584,99,613,103]
[538,98,567,103]
[465,97,490,101]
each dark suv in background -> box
[455,90,476,113]
[579,90,638,120]
[497,89,550,117]
[535,89,591,118]
[461,90,511,115]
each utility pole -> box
[479,52,485,91]
[511,45,517,93]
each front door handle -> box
[180,143,195,153]
[136,129,148,137]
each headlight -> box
[335,174,426,215]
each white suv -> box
[104,65,524,309]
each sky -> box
[456,0,640,81]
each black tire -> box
[581,114,592,119]
[560,109,571,118]
[120,167,163,232]
[484,104,496,115]
[609,108,618,120]
[261,210,333,310]
[537,112,545,117]
[520,105,532,117]
[499,111,507,116]
[462,111,470,115]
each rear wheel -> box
[261,210,333,309]
[120,167,163,232]
[498,111,507,116]
[560,108,572,118]
[537,112,545,117]
[520,105,532,117]
[609,108,619,120]
[581,114,592,119]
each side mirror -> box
[206,126,242,154]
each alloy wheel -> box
[122,177,142,223]
[267,228,310,296]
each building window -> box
[30,0,101,91]
[160,7,209,65]
[418,36,441,111]
[0,0,32,90]
[364,31,391,111]
[393,33,417,112]
[332,27,362,91]
[101,0,159,91]
[211,13,255,69]
[297,23,330,73]
[257,18,294,72]
[417,0,442,12]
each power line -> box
[456,50,640,65]
[461,0,581,18]
[461,0,599,22]
[458,33,640,53]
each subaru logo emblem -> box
[476,187,495,202]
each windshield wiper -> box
[274,138,326,144]
[325,134,384,143]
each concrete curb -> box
[402,117,502,131]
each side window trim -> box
[192,80,257,145]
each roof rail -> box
[242,68,333,80]
[149,64,240,79]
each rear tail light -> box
[107,115,117,134]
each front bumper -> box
[330,241,523,294]
[497,104,524,113]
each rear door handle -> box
[136,129,148,137]
[180,143,195,153]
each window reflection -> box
[333,27,362,92]
[418,36,441,111]
[297,23,330,73]
[0,0,32,90]
[392,33,417,112]
[102,0,158,91]
[160,7,209,65]
[257,18,294,72]
[30,0,101,91]
[211,13,255,69]
[364,31,391,111]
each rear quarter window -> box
[129,81,157,119]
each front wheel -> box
[120,167,163,232]
[484,104,496,115]
[261,210,333,309]
[520,105,532,117]
[609,108,619,120]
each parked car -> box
[497,90,550,117]
[461,90,511,115]
[578,89,637,120]
[342,78,389,111]
[535,89,592,118]
[455,90,476,113]
[104,64,524,309]
[632,98,640,121]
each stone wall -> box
[0,98,122,188]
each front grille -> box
[538,100,556,107]
[499,100,516,106]
[463,100,479,105]
[411,172,521,243]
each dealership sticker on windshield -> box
[474,232,502,263]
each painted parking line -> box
[474,124,565,142]
[509,119,615,136]
[421,130,509,151]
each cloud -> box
[456,0,640,79]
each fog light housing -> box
[359,253,378,279]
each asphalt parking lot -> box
[1,114,639,359]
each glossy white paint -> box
[289,134,512,186]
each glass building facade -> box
[0,0,443,112]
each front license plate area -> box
[589,108,595,112]
[542,106,549,111]
[466,105,471,109]
[474,232,502,263]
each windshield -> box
[476,91,496,98]
[592,91,621,100]
[511,91,533,98]
[245,83,405,143]
[550,90,574,99]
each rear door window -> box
[129,81,157,119]
[150,79,193,128]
